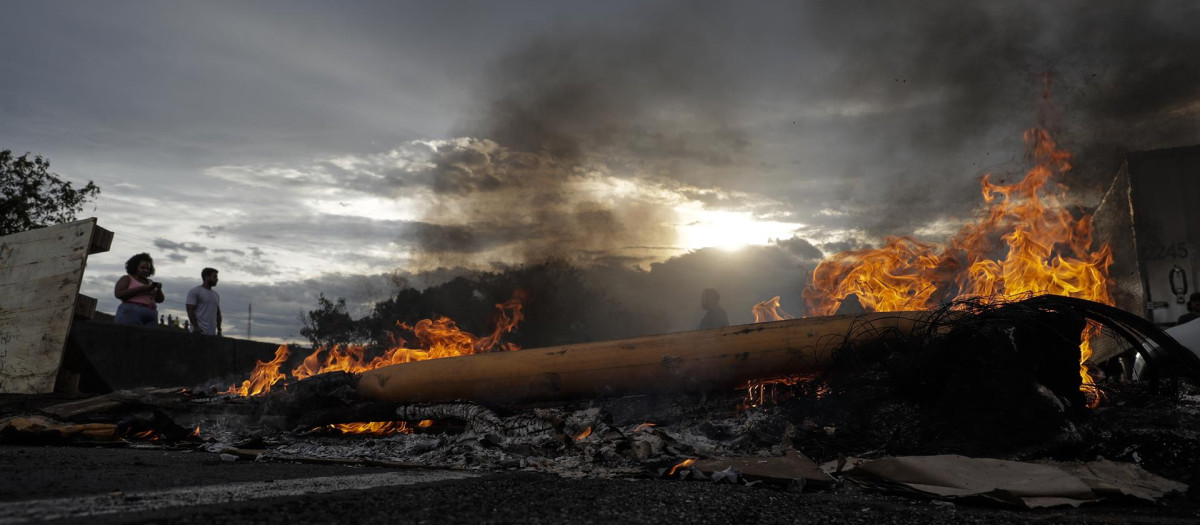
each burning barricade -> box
[4,125,1200,510]
[6,290,1198,509]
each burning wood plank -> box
[352,295,1200,410]
[355,312,929,405]
[0,415,119,441]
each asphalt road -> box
[1,446,1197,524]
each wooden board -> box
[357,312,928,405]
[0,219,111,394]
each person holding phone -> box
[114,252,165,326]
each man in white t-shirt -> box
[186,267,222,336]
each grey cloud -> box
[820,239,871,255]
[344,139,575,199]
[154,238,209,254]
[674,188,785,215]
[216,213,521,257]
[412,141,564,196]
[223,215,401,245]
[774,237,824,261]
[333,146,681,263]
[209,255,274,277]
[408,221,519,255]
[196,225,225,238]
[427,141,506,195]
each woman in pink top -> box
[113,253,166,326]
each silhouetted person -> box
[835,294,867,316]
[698,288,729,330]
[114,253,165,326]
[1179,293,1200,324]
[187,267,222,336]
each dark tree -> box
[299,294,362,348]
[1,150,101,235]
[360,259,655,350]
[300,259,661,354]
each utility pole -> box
[247,303,253,339]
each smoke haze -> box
[4,0,1196,340]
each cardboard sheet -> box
[840,454,1186,508]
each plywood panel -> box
[0,219,109,394]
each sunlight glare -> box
[675,208,799,251]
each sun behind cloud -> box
[674,207,801,252]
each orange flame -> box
[417,419,434,428]
[191,425,200,437]
[742,376,803,408]
[224,345,290,396]
[327,421,412,435]
[574,426,593,441]
[804,126,1112,406]
[228,292,525,396]
[667,458,697,476]
[632,423,657,433]
[752,296,795,323]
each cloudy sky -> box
[3,1,1197,341]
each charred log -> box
[356,312,930,405]
[395,402,506,436]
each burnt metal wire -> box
[825,294,1200,384]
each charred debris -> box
[4,295,1200,507]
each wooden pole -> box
[356,312,928,405]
